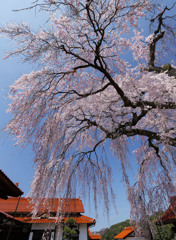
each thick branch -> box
[53,82,111,98]
[121,128,176,147]
[148,31,165,69]
[148,5,176,78]
[61,42,133,107]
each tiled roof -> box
[0,197,84,214]
[0,169,23,199]
[114,227,134,239]
[15,217,60,224]
[63,215,95,224]
[16,215,95,225]
[88,229,102,239]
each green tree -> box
[62,218,79,240]
[100,220,130,240]
[153,224,175,240]
[149,214,175,240]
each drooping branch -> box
[1,2,176,239]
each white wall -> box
[31,223,56,230]
[79,223,88,240]
[29,223,88,240]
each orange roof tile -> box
[16,215,95,225]
[88,229,102,239]
[64,215,95,224]
[114,227,134,239]
[159,197,176,224]
[15,217,60,224]
[0,197,84,214]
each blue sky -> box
[0,1,45,194]
[0,0,149,231]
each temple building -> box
[0,196,101,240]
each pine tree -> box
[62,218,79,240]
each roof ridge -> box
[0,197,85,214]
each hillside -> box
[98,219,130,240]
[97,218,175,240]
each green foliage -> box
[162,63,172,71]
[99,219,130,240]
[63,226,71,233]
[62,218,79,240]
[70,230,77,235]
[153,224,175,240]
[98,217,175,240]
[66,218,77,225]
[149,214,175,240]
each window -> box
[32,230,54,240]
[32,230,43,240]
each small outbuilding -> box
[114,226,135,239]
[114,226,146,240]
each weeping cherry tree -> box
[1,0,176,239]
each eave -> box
[0,170,23,199]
